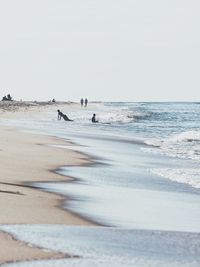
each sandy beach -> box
[0,101,94,264]
[0,1,199,265]
[1,101,200,267]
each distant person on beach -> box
[92,114,98,123]
[80,98,84,107]
[85,98,88,107]
[7,94,12,101]
[2,94,13,101]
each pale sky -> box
[0,0,199,102]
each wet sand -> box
[0,101,94,264]
[0,232,67,265]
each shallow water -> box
[2,102,200,187]
[1,102,200,266]
[1,225,200,267]
[34,136,200,232]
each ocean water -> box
[90,102,200,163]
[1,225,200,267]
[3,101,200,187]
[1,102,200,266]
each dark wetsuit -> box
[57,110,63,120]
[58,109,73,121]
[92,115,98,123]
[63,114,73,121]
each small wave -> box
[99,112,134,124]
[127,113,151,121]
[95,110,149,124]
[151,168,200,189]
[167,131,200,143]
[101,103,153,123]
[144,130,200,162]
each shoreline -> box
[0,121,96,264]
[1,101,200,265]
[0,231,68,265]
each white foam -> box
[145,130,200,162]
[151,168,200,189]
[168,131,200,142]
[1,225,200,267]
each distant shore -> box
[0,100,76,113]
[0,102,95,264]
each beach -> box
[0,101,95,264]
[0,101,200,267]
[0,0,199,265]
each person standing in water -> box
[80,98,84,107]
[85,98,88,107]
[92,114,98,123]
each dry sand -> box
[0,101,95,264]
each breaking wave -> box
[145,130,200,161]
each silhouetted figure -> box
[2,94,13,101]
[52,98,56,103]
[57,109,63,120]
[92,114,98,123]
[57,109,73,121]
[80,98,84,107]
[7,94,12,101]
[85,98,88,107]
[62,114,74,121]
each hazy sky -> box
[0,1,199,101]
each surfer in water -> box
[91,114,98,123]
[62,114,74,121]
[57,109,63,120]
[57,110,73,121]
